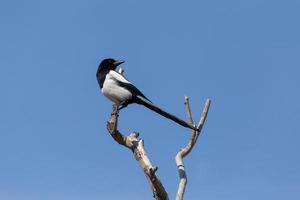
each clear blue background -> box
[1,0,299,199]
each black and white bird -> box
[96,58,198,131]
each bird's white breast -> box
[102,70,132,104]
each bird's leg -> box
[111,104,119,116]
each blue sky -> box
[0,0,300,199]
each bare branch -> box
[184,96,194,125]
[175,98,211,200]
[106,97,211,200]
[107,105,169,200]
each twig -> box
[175,98,211,200]
[184,96,194,125]
[107,105,169,200]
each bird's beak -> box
[113,60,125,66]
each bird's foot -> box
[111,104,119,116]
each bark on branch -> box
[107,105,169,200]
[105,97,211,200]
[175,98,211,200]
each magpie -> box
[96,58,198,131]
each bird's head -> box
[96,58,125,88]
[98,58,125,71]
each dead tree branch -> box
[105,95,211,200]
[175,98,211,200]
[107,105,169,200]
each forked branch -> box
[105,97,211,200]
[175,98,211,200]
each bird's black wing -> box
[115,80,152,103]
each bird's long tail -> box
[134,95,198,131]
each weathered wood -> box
[175,98,211,200]
[107,105,169,200]
[105,89,211,200]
